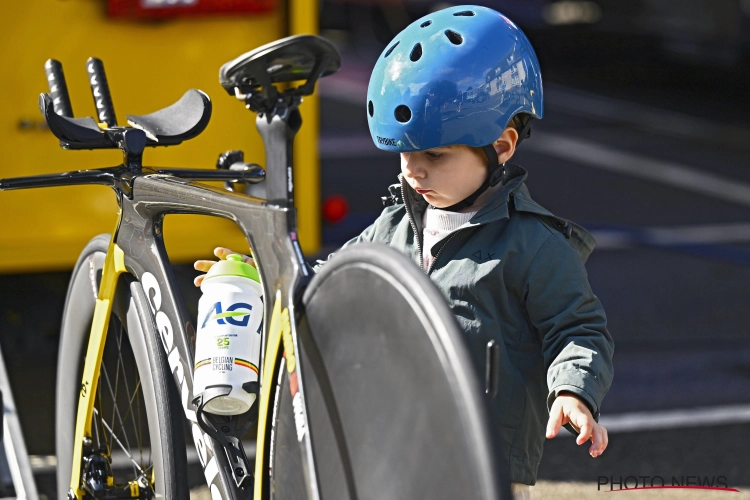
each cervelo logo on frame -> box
[200,302,253,329]
[141,272,227,496]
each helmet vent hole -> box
[394,105,412,123]
[453,10,475,16]
[445,30,463,45]
[410,43,423,62]
[384,41,400,58]
[368,100,374,117]
[420,20,432,27]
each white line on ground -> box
[320,129,750,212]
[318,74,750,150]
[317,73,750,205]
[318,74,750,205]
[556,404,750,437]
[591,222,750,249]
[527,132,750,208]
[544,83,750,151]
[319,131,750,248]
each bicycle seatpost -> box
[256,108,302,208]
[44,59,74,118]
[86,57,117,127]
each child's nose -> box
[402,153,425,178]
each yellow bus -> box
[0,0,320,273]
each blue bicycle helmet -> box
[367,5,543,209]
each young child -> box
[196,6,614,498]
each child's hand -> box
[546,391,608,458]
[193,247,255,287]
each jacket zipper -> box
[427,194,518,273]
[401,176,425,270]
[404,176,513,273]
[427,229,463,275]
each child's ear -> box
[493,127,519,164]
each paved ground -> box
[529,480,750,499]
[190,481,750,499]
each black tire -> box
[55,234,189,499]
[270,243,510,500]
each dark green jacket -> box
[316,164,614,484]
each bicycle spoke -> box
[94,370,107,454]
[137,376,145,471]
[100,355,134,460]
[98,370,112,456]
[111,322,122,442]
[114,332,142,477]
[143,464,156,496]
[104,368,143,444]
[113,321,145,480]
[95,407,156,495]
[88,315,155,495]
[114,324,141,446]
[109,376,146,473]
[93,408,148,477]
[145,465,156,496]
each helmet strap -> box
[433,144,505,211]
[515,116,533,146]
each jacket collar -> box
[401,163,528,224]
[399,163,597,262]
[399,165,527,230]
[469,163,528,225]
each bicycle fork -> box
[68,227,134,499]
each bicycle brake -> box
[78,452,152,499]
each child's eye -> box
[425,152,443,160]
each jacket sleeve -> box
[311,221,378,273]
[522,232,614,420]
[312,186,405,273]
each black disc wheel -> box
[55,234,188,499]
[270,243,510,500]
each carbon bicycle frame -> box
[96,170,316,500]
[1,112,322,500]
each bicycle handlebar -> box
[0,165,265,192]
[0,168,129,191]
[6,35,339,209]
[86,57,117,126]
[39,57,211,151]
[44,59,74,118]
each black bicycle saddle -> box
[219,34,341,97]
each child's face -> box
[400,146,487,208]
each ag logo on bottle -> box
[201,302,253,329]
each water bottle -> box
[194,254,263,415]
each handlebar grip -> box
[44,59,74,118]
[86,57,117,126]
